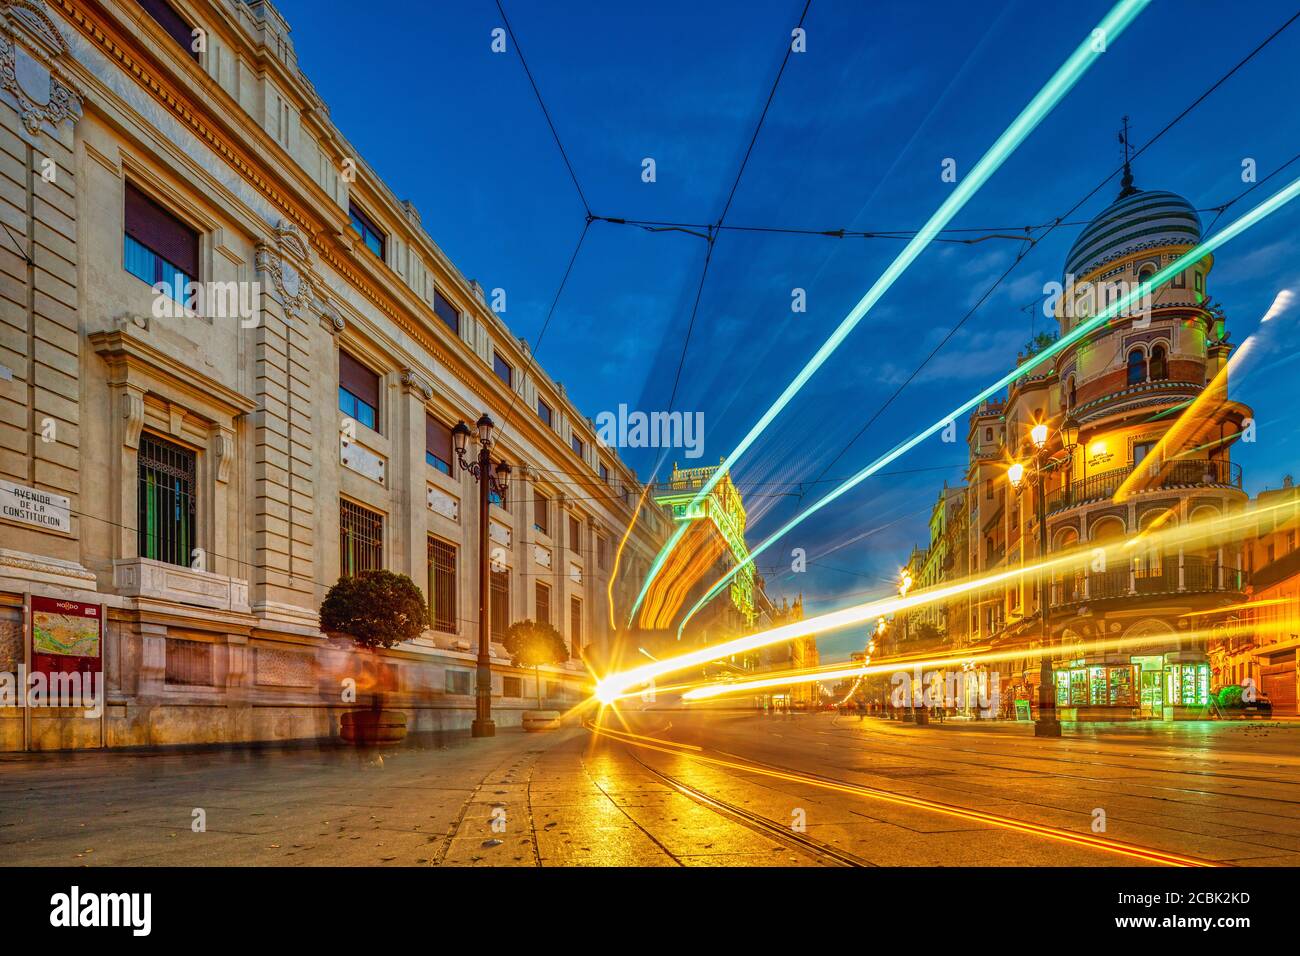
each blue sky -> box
[281,0,1300,659]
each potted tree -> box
[319,570,426,745]
[502,619,569,732]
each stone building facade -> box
[0,0,670,750]
[897,165,1254,720]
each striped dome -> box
[1065,188,1201,279]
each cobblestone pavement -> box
[2,713,1297,866]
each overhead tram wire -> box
[671,5,1300,632]
[796,6,1300,508]
[626,0,1154,627]
[493,0,592,218]
[662,0,814,416]
[608,0,815,629]
[674,171,1300,638]
[592,11,1300,255]
[490,1,598,442]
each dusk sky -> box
[281,0,1300,659]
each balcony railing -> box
[1047,459,1242,513]
[1050,556,1244,608]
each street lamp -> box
[453,413,511,738]
[1009,414,1079,738]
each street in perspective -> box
[1,0,1298,939]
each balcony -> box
[1047,459,1242,514]
[1050,556,1245,608]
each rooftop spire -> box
[1117,115,1138,198]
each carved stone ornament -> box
[255,220,319,319]
[0,0,83,137]
[400,368,433,401]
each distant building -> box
[898,160,1254,721]
[1209,478,1300,714]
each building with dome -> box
[911,159,1254,721]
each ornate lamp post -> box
[452,414,512,739]
[1008,415,1079,739]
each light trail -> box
[679,623,1275,701]
[607,482,655,630]
[584,721,1220,867]
[625,0,1152,626]
[674,172,1300,637]
[593,495,1299,704]
[1113,287,1294,503]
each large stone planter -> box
[340,709,407,745]
[522,710,561,732]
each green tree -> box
[503,619,570,708]
[320,570,427,650]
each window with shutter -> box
[124,182,198,305]
[339,351,380,432]
[426,414,452,474]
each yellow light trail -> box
[608,481,656,631]
[584,721,1220,867]
[593,495,1299,704]
[1114,289,1293,504]
[679,623,1275,701]
[673,182,1300,639]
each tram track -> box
[585,718,1224,867]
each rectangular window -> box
[433,289,460,334]
[490,569,510,641]
[137,433,196,567]
[568,514,581,554]
[493,351,513,388]
[570,596,582,655]
[536,581,550,626]
[534,489,550,535]
[599,462,610,484]
[137,0,199,60]
[340,499,383,576]
[124,182,198,305]
[427,536,457,634]
[445,670,471,695]
[349,202,386,259]
[537,398,553,428]
[426,414,452,475]
[597,534,609,570]
[571,434,585,458]
[503,676,522,698]
[338,350,379,431]
[165,639,213,686]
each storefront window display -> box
[1165,662,1211,707]
[1054,665,1138,707]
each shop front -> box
[1053,655,1211,721]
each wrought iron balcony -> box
[1050,555,1245,608]
[1046,459,1242,513]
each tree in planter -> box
[320,570,427,650]
[320,570,426,739]
[502,619,569,708]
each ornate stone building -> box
[908,162,1253,720]
[0,0,670,749]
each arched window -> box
[1065,375,1077,410]
[1127,348,1147,386]
[1149,345,1168,381]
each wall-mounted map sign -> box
[30,595,103,678]
[0,479,71,534]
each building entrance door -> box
[1140,671,1163,718]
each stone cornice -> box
[90,327,258,419]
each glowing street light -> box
[1010,414,1080,739]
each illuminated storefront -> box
[1053,657,1211,718]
